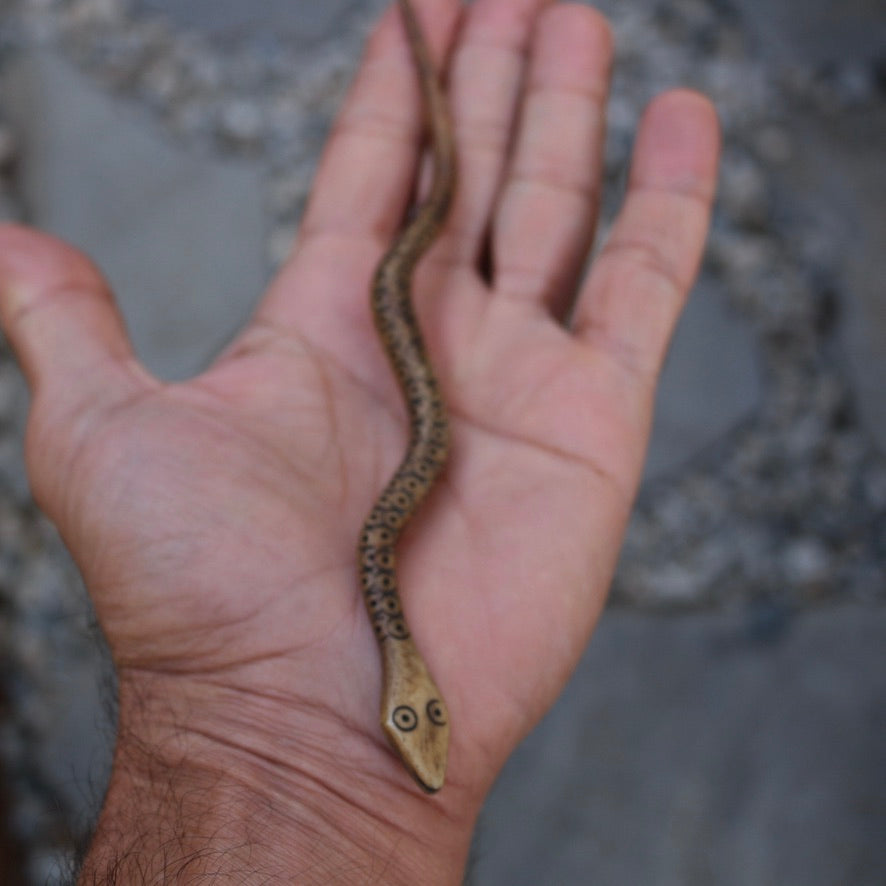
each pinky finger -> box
[573,90,720,384]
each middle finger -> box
[436,0,555,267]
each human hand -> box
[0,1,719,882]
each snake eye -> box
[426,699,447,726]
[392,705,419,732]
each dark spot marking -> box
[388,618,410,640]
[382,596,401,615]
[384,511,405,529]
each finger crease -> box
[576,318,653,384]
[453,116,512,158]
[524,78,609,109]
[496,263,550,299]
[457,35,530,66]
[598,238,684,298]
[629,179,718,208]
[297,221,392,256]
[8,286,106,327]
[327,113,419,150]
[506,171,598,203]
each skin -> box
[0,1,720,883]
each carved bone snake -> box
[357,0,456,793]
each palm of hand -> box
[43,253,636,787]
[1,0,718,801]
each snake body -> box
[358,0,456,793]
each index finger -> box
[255,1,462,337]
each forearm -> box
[77,675,475,885]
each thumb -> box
[0,224,156,517]
[0,223,148,404]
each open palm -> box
[0,0,718,863]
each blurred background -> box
[0,0,883,882]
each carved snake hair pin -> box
[357,0,456,793]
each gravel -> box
[0,0,883,880]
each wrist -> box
[78,670,477,885]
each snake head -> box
[381,640,449,793]
[382,695,450,793]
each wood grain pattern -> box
[357,0,456,793]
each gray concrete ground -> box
[727,0,886,456]
[135,0,359,50]
[1,52,266,380]
[0,0,883,883]
[473,605,886,886]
